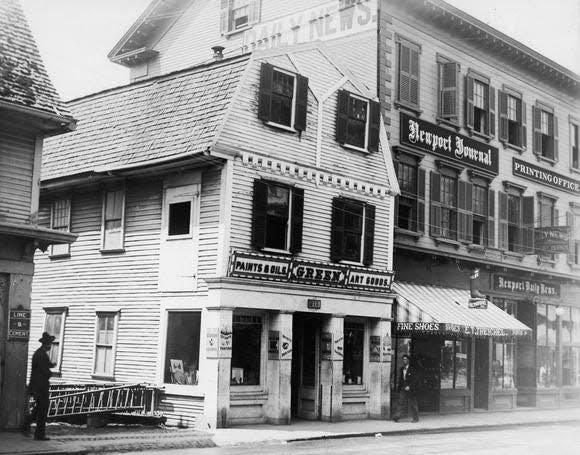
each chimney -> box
[469,268,486,299]
[211,46,225,61]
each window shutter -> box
[440,62,458,120]
[521,101,527,149]
[567,212,574,264]
[457,181,473,243]
[532,105,541,156]
[394,195,399,229]
[465,75,474,130]
[487,190,495,248]
[409,47,419,106]
[258,63,273,122]
[289,187,304,254]
[498,192,508,250]
[430,172,442,237]
[220,0,230,34]
[498,90,508,142]
[522,196,535,254]
[363,204,375,266]
[489,86,496,137]
[417,168,426,233]
[294,74,309,132]
[336,90,349,144]
[252,179,268,249]
[553,115,559,161]
[330,197,345,262]
[248,0,261,25]
[367,100,381,152]
[398,44,411,104]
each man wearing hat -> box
[26,332,56,440]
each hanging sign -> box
[468,298,488,309]
[534,226,571,254]
[513,158,580,195]
[8,308,30,341]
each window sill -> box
[49,253,70,260]
[165,234,193,241]
[469,130,492,143]
[570,167,580,176]
[502,251,525,261]
[264,121,297,134]
[91,374,116,382]
[394,227,422,240]
[261,247,292,256]
[223,24,252,38]
[536,155,557,166]
[163,383,204,397]
[435,117,460,131]
[434,237,461,249]
[342,385,370,398]
[341,143,370,154]
[501,142,525,154]
[394,101,422,117]
[537,257,557,267]
[230,387,268,401]
[467,244,486,254]
[339,259,364,267]
[100,248,125,255]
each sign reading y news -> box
[534,226,571,254]
[399,113,499,175]
[513,158,580,195]
[229,251,394,293]
[493,274,560,297]
[242,0,377,52]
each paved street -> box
[111,422,580,455]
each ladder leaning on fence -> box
[47,383,161,419]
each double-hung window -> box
[336,90,380,152]
[567,206,580,267]
[536,304,558,389]
[330,197,375,265]
[570,118,579,171]
[440,340,469,390]
[43,308,67,372]
[101,188,125,251]
[499,88,526,149]
[93,312,119,379]
[50,198,71,257]
[561,307,580,388]
[258,63,308,132]
[466,71,495,138]
[430,168,461,241]
[252,179,304,253]
[220,0,260,34]
[395,36,420,111]
[537,194,558,261]
[437,55,460,125]
[472,184,488,247]
[532,102,558,161]
[492,299,517,390]
[164,311,201,386]
[395,158,425,233]
[498,185,534,254]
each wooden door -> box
[295,317,320,420]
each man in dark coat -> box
[393,354,420,422]
[26,332,56,440]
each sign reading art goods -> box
[229,251,394,293]
[400,113,499,175]
[394,321,529,338]
[513,158,580,195]
[493,274,560,297]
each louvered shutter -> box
[532,105,541,156]
[394,195,400,229]
[567,212,574,264]
[487,190,495,248]
[363,204,375,266]
[498,192,508,250]
[498,90,508,142]
[553,115,559,161]
[522,196,535,254]
[289,187,304,254]
[367,100,381,152]
[252,180,268,249]
[409,47,419,106]
[430,172,442,237]
[417,168,426,233]
[330,198,345,262]
[521,101,527,149]
[336,90,349,144]
[220,0,230,34]
[258,63,274,122]
[457,180,473,243]
[440,62,458,120]
[294,74,309,132]
[489,86,496,137]
[465,75,474,130]
[398,44,411,104]
[248,0,261,24]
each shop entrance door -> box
[412,338,441,413]
[474,339,490,409]
[291,314,321,420]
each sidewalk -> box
[2,407,580,455]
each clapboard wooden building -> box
[0,0,76,429]
[28,42,399,428]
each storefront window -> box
[492,342,515,390]
[536,303,547,345]
[343,321,365,385]
[440,339,469,389]
[573,308,580,344]
[164,312,201,385]
[231,314,262,386]
[537,347,557,388]
[547,305,557,346]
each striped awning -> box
[393,282,532,338]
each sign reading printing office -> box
[493,274,560,297]
[400,113,499,175]
[513,158,580,195]
[229,251,394,293]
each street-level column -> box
[368,318,392,419]
[202,306,233,429]
[265,311,293,424]
[320,314,344,422]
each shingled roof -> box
[42,54,250,181]
[0,0,72,118]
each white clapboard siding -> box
[0,131,34,223]
[158,394,204,428]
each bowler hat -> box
[39,332,55,344]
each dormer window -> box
[258,63,308,132]
[336,90,380,153]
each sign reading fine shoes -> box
[400,113,499,175]
[229,251,394,293]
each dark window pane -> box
[343,322,364,385]
[270,70,294,127]
[265,184,289,249]
[231,315,262,386]
[342,201,364,261]
[345,97,367,148]
[164,312,201,385]
[168,201,191,236]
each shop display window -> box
[536,303,547,345]
[562,347,580,387]
[562,307,573,344]
[343,321,365,385]
[440,339,469,389]
[164,311,200,385]
[231,314,262,386]
[492,342,515,390]
[537,346,557,388]
[573,308,580,343]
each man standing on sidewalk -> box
[25,332,56,440]
[393,354,420,423]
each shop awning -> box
[393,282,532,338]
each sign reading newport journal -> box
[513,158,580,195]
[400,113,499,175]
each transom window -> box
[331,197,375,265]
